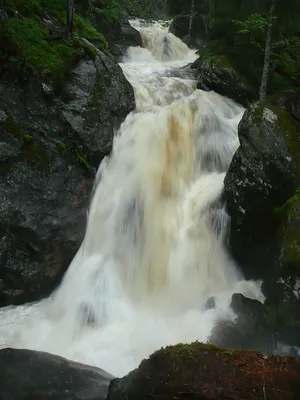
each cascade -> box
[0,20,264,377]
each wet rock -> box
[0,133,94,306]
[0,49,134,168]
[169,14,206,49]
[0,348,113,400]
[224,103,300,281]
[106,342,300,400]
[210,294,274,353]
[0,48,134,306]
[205,296,215,310]
[192,55,256,106]
[93,16,142,61]
[162,63,197,80]
[224,102,300,349]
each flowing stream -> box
[0,20,264,377]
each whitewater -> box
[0,20,264,377]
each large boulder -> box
[0,348,113,400]
[224,103,300,280]
[0,48,134,306]
[0,123,94,306]
[192,55,256,106]
[224,102,300,347]
[169,14,206,49]
[107,342,300,400]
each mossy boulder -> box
[224,102,300,348]
[224,102,300,281]
[169,14,206,48]
[107,342,300,400]
[192,55,256,106]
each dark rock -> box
[272,90,300,123]
[0,132,94,306]
[210,294,274,353]
[231,293,267,322]
[0,109,7,122]
[0,48,134,306]
[169,14,206,49]
[0,49,134,168]
[263,199,300,347]
[161,63,197,80]
[224,102,300,349]
[0,348,113,400]
[92,16,142,61]
[292,94,300,121]
[192,55,256,106]
[106,342,300,400]
[224,103,300,281]
[205,296,215,310]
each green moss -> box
[1,17,80,78]
[0,0,108,79]
[73,14,107,51]
[274,188,300,215]
[56,140,91,170]
[76,153,91,169]
[56,141,69,156]
[115,341,299,400]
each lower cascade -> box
[0,20,264,377]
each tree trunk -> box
[67,0,75,40]
[259,0,276,102]
[188,0,195,37]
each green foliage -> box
[232,13,270,35]
[0,0,111,79]
[274,188,300,215]
[191,0,300,96]
[73,13,107,48]
[0,17,77,76]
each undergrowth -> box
[0,0,108,80]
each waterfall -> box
[0,20,264,378]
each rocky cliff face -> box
[0,48,135,306]
[224,102,300,348]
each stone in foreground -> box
[0,348,113,400]
[107,342,300,400]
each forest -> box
[168,0,300,98]
[1,0,299,99]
